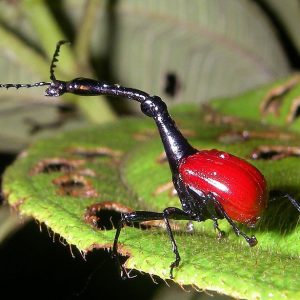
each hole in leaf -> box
[68,147,122,159]
[94,209,122,230]
[156,151,167,164]
[41,162,74,173]
[85,202,133,230]
[52,174,98,198]
[260,75,300,117]
[202,104,243,126]
[251,145,300,160]
[84,202,167,231]
[219,130,296,144]
[260,95,284,117]
[287,98,300,124]
[133,129,156,141]
[153,181,177,198]
[253,150,281,160]
[60,179,85,188]
[30,158,85,175]
[218,131,246,144]
[164,72,180,98]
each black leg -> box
[162,207,191,278]
[208,194,257,247]
[112,209,191,279]
[213,219,226,239]
[186,186,226,240]
[112,220,128,279]
[284,194,300,212]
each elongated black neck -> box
[139,96,197,175]
[90,81,197,172]
[154,108,197,174]
[45,78,197,173]
[89,81,198,172]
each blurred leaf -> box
[259,0,300,54]
[108,0,290,106]
[2,0,286,112]
[0,96,89,153]
[211,75,300,131]
[21,0,77,71]
[4,78,300,298]
[0,0,294,119]
[0,0,115,125]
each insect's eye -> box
[44,81,66,97]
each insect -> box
[2,41,300,279]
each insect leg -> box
[213,219,226,239]
[112,209,191,279]
[162,207,191,278]
[283,194,300,212]
[207,193,257,247]
[112,219,128,279]
[185,186,225,239]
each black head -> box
[44,80,67,97]
[0,41,102,98]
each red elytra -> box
[179,149,268,225]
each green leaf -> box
[210,76,300,131]
[4,80,300,298]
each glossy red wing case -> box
[179,149,268,225]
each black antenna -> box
[0,40,71,91]
[49,40,69,81]
[0,81,51,89]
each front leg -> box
[112,209,192,279]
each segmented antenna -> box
[50,40,69,81]
[0,82,50,89]
[0,40,71,90]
